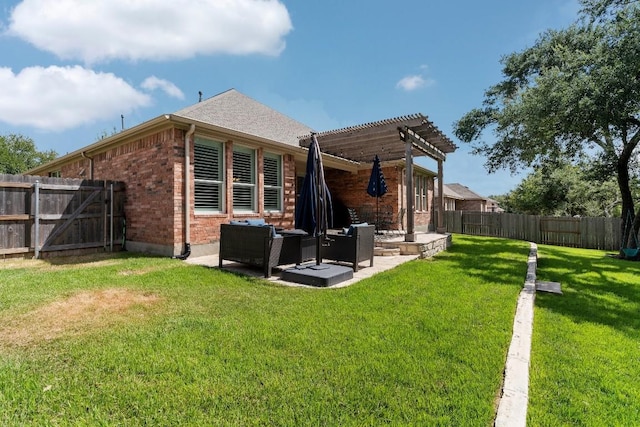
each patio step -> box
[374,246,400,256]
[374,234,451,258]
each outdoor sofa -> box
[322,223,375,271]
[218,220,284,278]
[218,220,316,277]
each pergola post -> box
[405,139,415,242]
[437,159,446,233]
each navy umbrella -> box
[367,154,388,231]
[295,133,332,264]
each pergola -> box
[300,113,457,241]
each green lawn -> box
[0,235,527,426]
[529,244,640,426]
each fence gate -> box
[0,174,125,258]
[540,217,580,247]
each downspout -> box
[81,151,94,179]
[174,124,196,260]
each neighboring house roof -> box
[442,183,486,200]
[174,89,313,147]
[434,184,465,200]
[435,184,505,211]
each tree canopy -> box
[0,134,57,175]
[454,0,640,250]
[493,161,623,217]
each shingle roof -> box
[434,184,464,199]
[444,183,486,200]
[173,89,313,146]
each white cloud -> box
[0,65,151,131]
[396,74,435,91]
[7,0,293,63]
[141,76,185,100]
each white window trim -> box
[263,152,283,213]
[232,145,256,213]
[194,137,225,214]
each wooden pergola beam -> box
[300,113,456,164]
[299,114,456,242]
[398,126,446,161]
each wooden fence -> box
[0,174,125,258]
[443,211,622,251]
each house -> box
[436,183,502,212]
[28,89,456,257]
[486,198,504,213]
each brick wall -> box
[190,144,295,244]
[54,127,297,255]
[456,199,487,212]
[47,126,439,252]
[58,128,180,249]
[324,164,436,231]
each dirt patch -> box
[0,256,121,272]
[0,288,161,348]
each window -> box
[233,146,256,212]
[415,175,420,211]
[420,176,429,212]
[414,176,428,211]
[194,138,224,212]
[263,153,282,212]
[48,171,61,178]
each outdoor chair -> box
[347,208,362,224]
[322,224,375,271]
[218,222,283,277]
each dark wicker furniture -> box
[219,223,283,277]
[322,224,375,271]
[279,229,316,265]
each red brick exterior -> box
[55,125,297,256]
[456,199,487,212]
[59,128,181,250]
[43,125,437,255]
[324,164,435,231]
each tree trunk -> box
[617,148,636,254]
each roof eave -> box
[27,115,173,175]
[27,114,360,176]
[169,115,360,172]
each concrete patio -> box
[185,232,451,288]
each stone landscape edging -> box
[494,242,537,427]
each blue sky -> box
[0,0,580,196]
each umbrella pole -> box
[376,196,379,233]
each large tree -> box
[0,134,57,174]
[454,0,640,250]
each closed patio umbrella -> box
[367,154,388,231]
[295,133,332,264]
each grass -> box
[0,235,528,426]
[529,245,640,426]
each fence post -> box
[34,180,40,259]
